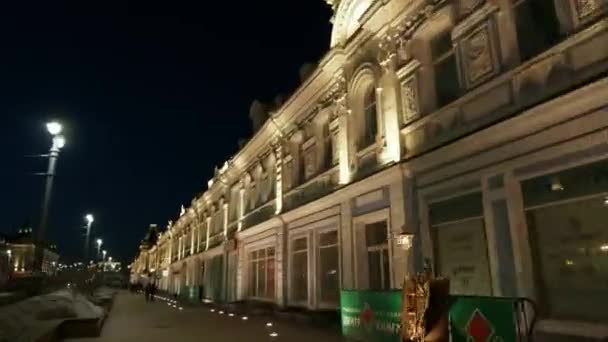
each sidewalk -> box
[68,291,346,342]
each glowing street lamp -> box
[84,214,94,262]
[35,121,67,272]
[96,238,103,260]
[46,122,62,136]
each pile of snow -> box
[0,288,104,342]
[92,286,117,301]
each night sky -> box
[0,1,333,264]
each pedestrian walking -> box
[145,282,152,302]
[150,281,156,302]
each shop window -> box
[204,255,223,301]
[226,252,238,302]
[522,159,608,322]
[365,221,390,290]
[248,247,275,299]
[513,0,561,63]
[291,237,308,303]
[359,85,378,150]
[318,230,339,304]
[431,30,461,107]
[430,192,492,296]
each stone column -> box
[378,35,403,163]
[340,199,354,288]
[223,202,229,238]
[238,184,245,232]
[273,141,284,214]
[205,217,212,251]
[332,71,353,184]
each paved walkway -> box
[68,291,346,342]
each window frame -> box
[317,228,341,308]
[353,208,393,290]
[289,235,310,306]
[430,29,461,108]
[359,84,379,150]
[247,246,276,301]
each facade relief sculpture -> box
[463,26,494,86]
[575,0,604,19]
[457,0,484,17]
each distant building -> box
[130,224,160,285]
[6,224,59,276]
[0,234,10,287]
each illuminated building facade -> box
[132,1,608,339]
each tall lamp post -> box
[84,214,94,262]
[96,238,103,261]
[6,250,12,278]
[35,121,65,272]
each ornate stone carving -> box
[458,0,484,17]
[378,28,400,70]
[575,0,603,19]
[324,0,341,12]
[321,70,348,116]
[303,145,317,180]
[462,25,495,86]
[401,76,419,122]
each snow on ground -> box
[0,288,105,342]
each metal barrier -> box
[448,295,537,342]
[339,290,537,342]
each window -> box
[248,247,276,299]
[360,85,378,150]
[365,221,390,290]
[226,252,238,302]
[522,159,608,322]
[204,255,223,301]
[283,157,293,191]
[513,0,561,63]
[330,130,339,166]
[430,192,492,296]
[291,237,308,303]
[250,182,257,210]
[214,209,223,235]
[318,230,340,304]
[303,145,317,180]
[229,188,239,222]
[431,30,461,107]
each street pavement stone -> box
[68,291,347,342]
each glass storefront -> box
[204,255,223,301]
[248,246,276,299]
[291,237,308,303]
[523,159,608,322]
[430,192,492,296]
[318,230,340,305]
[365,221,390,290]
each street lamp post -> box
[84,214,94,262]
[96,238,103,261]
[35,121,65,272]
[6,250,12,277]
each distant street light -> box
[96,238,103,260]
[46,122,62,135]
[84,214,94,262]
[35,121,66,272]
[6,250,11,272]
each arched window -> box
[360,85,378,149]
